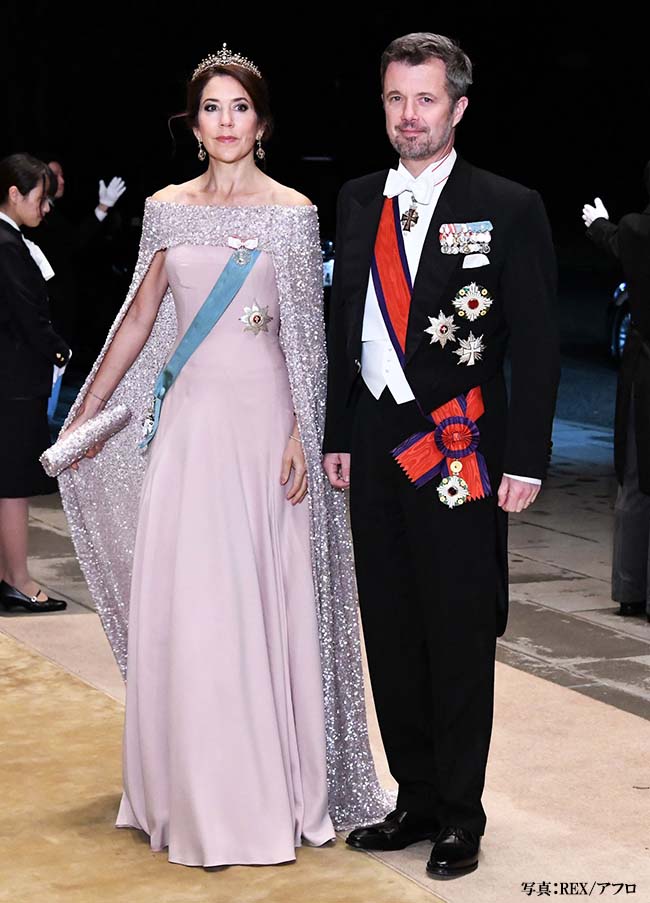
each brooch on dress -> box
[228,235,259,266]
[240,301,273,335]
[453,283,493,321]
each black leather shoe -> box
[0,581,67,612]
[346,809,438,851]
[619,601,645,617]
[426,826,480,879]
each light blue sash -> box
[140,248,261,448]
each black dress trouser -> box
[349,383,498,835]
[612,394,650,610]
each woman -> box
[58,46,386,867]
[0,153,70,613]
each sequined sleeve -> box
[276,207,390,827]
[58,200,178,675]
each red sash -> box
[372,196,492,504]
[371,197,412,364]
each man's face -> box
[382,59,468,162]
[48,160,65,199]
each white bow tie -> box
[384,168,436,206]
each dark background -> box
[2,5,649,423]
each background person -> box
[0,152,71,612]
[26,159,126,349]
[583,166,650,620]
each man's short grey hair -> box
[380,33,473,105]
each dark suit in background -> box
[24,203,106,348]
[588,166,650,615]
[0,218,70,497]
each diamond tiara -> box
[191,43,262,81]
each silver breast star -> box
[453,332,485,366]
[424,311,459,348]
[240,302,273,335]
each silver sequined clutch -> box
[40,404,132,477]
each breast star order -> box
[453,331,485,366]
[424,310,459,348]
[240,302,273,335]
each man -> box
[323,33,559,879]
[25,158,126,346]
[583,167,650,620]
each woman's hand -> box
[57,391,107,470]
[280,423,308,505]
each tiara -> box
[191,43,262,81]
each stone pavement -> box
[502,419,650,721]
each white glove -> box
[98,176,127,208]
[582,196,609,227]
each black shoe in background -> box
[0,581,67,613]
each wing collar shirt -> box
[359,149,539,486]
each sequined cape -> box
[58,199,388,828]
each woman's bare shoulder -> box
[149,181,201,203]
[149,184,180,203]
[266,179,314,207]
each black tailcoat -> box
[323,156,560,832]
[588,208,650,493]
[324,156,560,634]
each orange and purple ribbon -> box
[371,195,492,503]
[391,388,492,501]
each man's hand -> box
[581,196,609,227]
[323,452,351,489]
[497,475,540,513]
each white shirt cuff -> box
[94,206,108,222]
[503,473,541,486]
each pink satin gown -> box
[115,244,335,866]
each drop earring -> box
[256,136,265,160]
[197,137,206,161]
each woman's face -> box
[193,74,261,163]
[11,182,51,228]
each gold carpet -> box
[0,632,441,903]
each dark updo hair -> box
[0,153,55,204]
[184,63,274,141]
